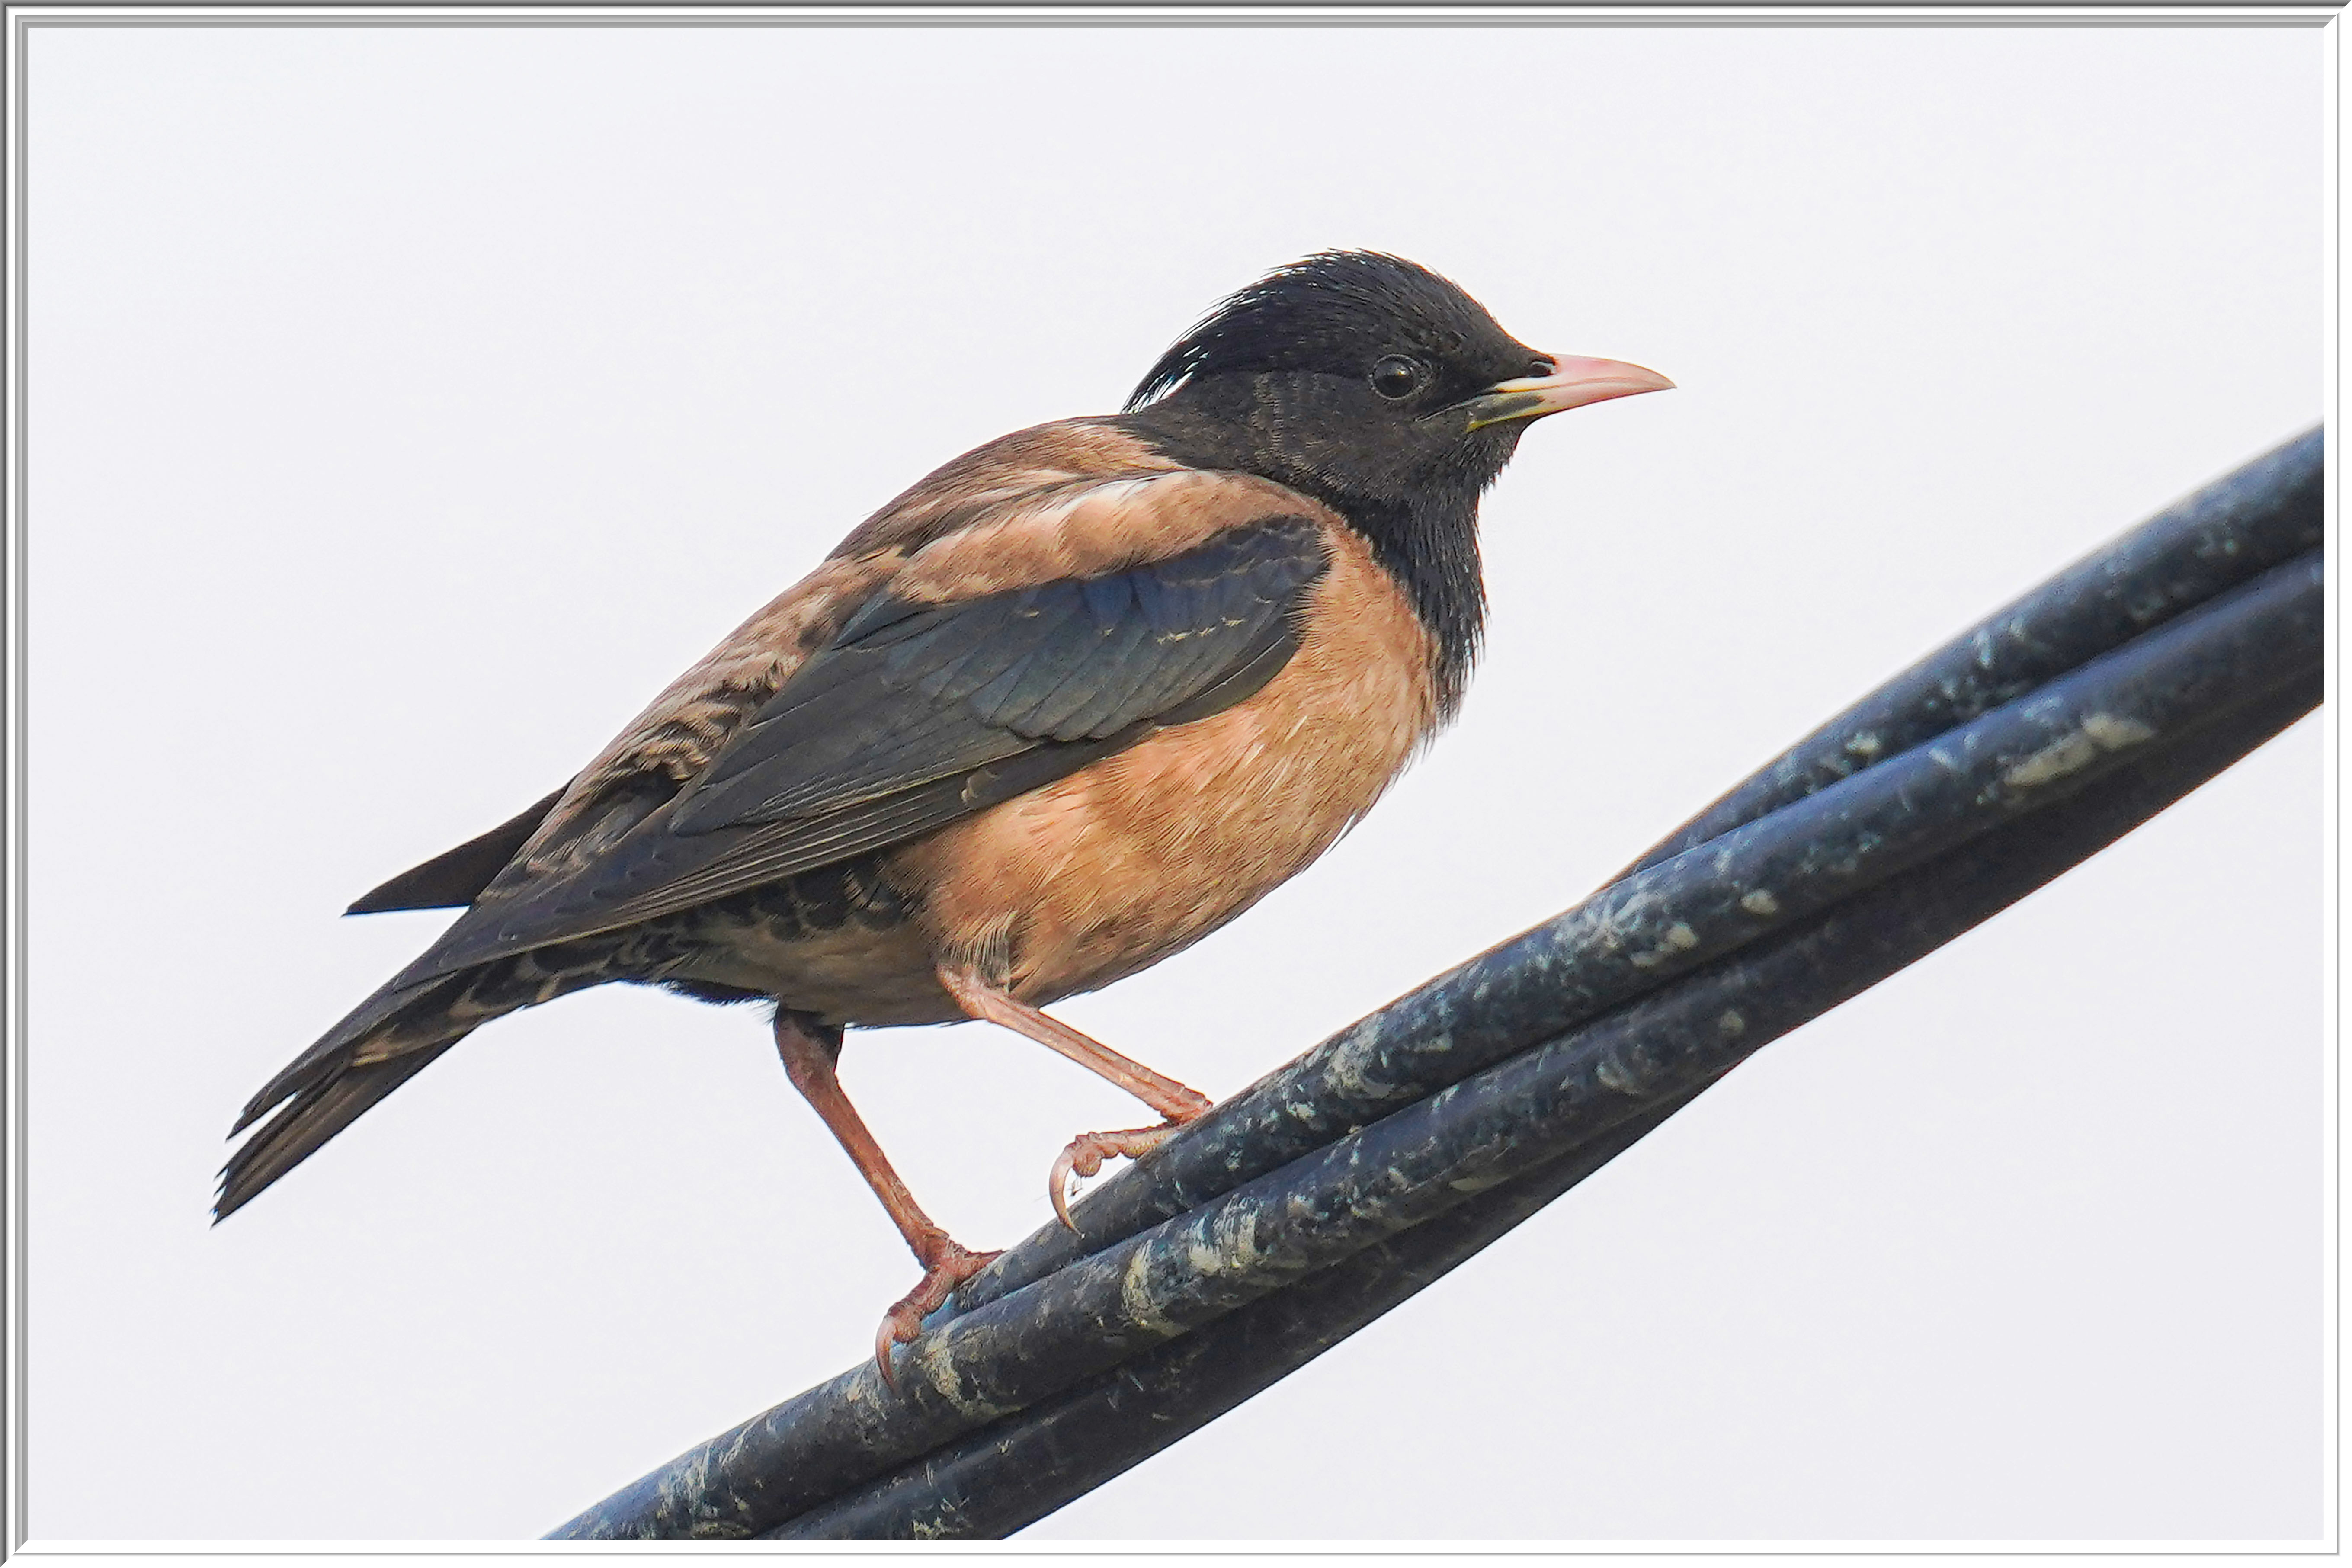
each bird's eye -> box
[1369,355,1425,400]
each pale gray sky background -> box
[21,18,2326,1544]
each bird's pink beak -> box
[1460,355,1676,430]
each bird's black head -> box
[1119,251,1669,710]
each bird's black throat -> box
[1316,487,1487,717]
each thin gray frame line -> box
[2329,13,2346,1553]
[7,3,29,1558]
[0,0,2334,11]
[3,0,2339,28]
[17,1,2328,10]
[3,1543,2337,1556]
[0,3,2333,1553]
[0,0,2342,22]
[2,10,2340,25]
[2329,10,2345,1553]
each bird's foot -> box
[875,1234,1000,1391]
[1049,1118,1197,1231]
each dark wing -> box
[675,518,1327,829]
[344,786,570,914]
[396,515,1331,982]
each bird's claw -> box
[874,1235,1000,1391]
[1049,1122,1187,1231]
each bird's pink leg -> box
[936,967,1213,1229]
[773,1010,997,1388]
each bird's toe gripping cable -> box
[875,1233,1002,1391]
[1049,1121,1194,1232]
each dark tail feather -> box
[217,967,481,1221]
[345,785,568,915]
[214,1042,458,1222]
[217,938,623,1221]
[228,969,463,1137]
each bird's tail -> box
[215,1037,462,1221]
[215,939,625,1222]
[214,964,488,1222]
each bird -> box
[216,250,1672,1380]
